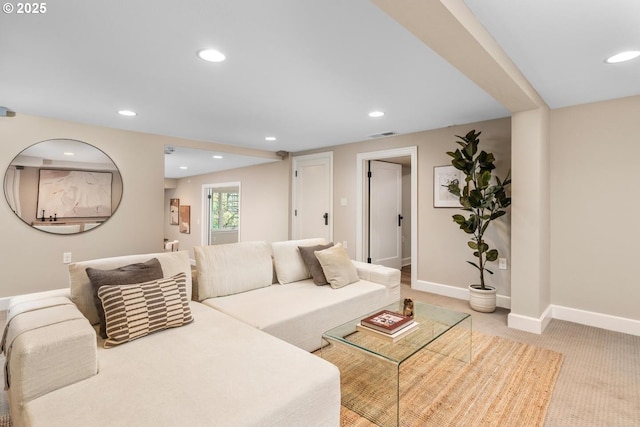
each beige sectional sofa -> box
[2,239,400,426]
[194,239,401,351]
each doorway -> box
[356,147,417,287]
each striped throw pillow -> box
[98,272,193,348]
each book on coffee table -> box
[356,321,420,343]
[360,310,414,334]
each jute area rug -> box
[322,330,564,427]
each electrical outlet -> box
[342,241,348,249]
[63,252,72,264]
[498,258,507,270]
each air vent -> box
[368,131,397,138]
[164,147,175,155]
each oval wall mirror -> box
[3,139,123,234]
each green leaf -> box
[490,211,506,221]
[452,214,466,224]
[467,261,481,271]
[486,249,499,261]
[468,241,478,250]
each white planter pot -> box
[468,284,497,313]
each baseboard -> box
[401,257,411,267]
[414,280,511,309]
[508,306,553,334]
[552,305,640,337]
[414,280,640,336]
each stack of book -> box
[356,310,419,342]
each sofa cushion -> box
[298,242,334,285]
[194,241,273,299]
[314,243,359,289]
[203,278,393,352]
[98,272,193,348]
[272,238,326,284]
[69,251,193,326]
[86,258,163,338]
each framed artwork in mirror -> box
[37,169,113,219]
[179,205,190,234]
[170,198,179,225]
[434,165,463,208]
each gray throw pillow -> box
[86,258,163,338]
[298,243,334,285]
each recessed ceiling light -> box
[369,111,385,118]
[197,48,226,63]
[63,152,74,156]
[265,136,276,141]
[179,166,188,170]
[118,110,137,117]
[212,155,223,159]
[605,50,640,64]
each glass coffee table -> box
[321,300,471,427]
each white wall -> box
[300,117,512,296]
[550,95,640,322]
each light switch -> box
[498,258,507,270]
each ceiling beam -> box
[371,0,547,113]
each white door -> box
[368,160,402,269]
[292,153,332,241]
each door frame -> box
[356,147,417,287]
[201,181,241,245]
[291,152,334,241]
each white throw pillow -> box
[271,238,326,284]
[314,243,359,289]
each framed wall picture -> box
[170,198,179,225]
[179,205,191,234]
[434,165,463,208]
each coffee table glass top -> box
[322,300,471,364]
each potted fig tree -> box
[444,130,511,312]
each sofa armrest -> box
[351,260,401,288]
[3,296,97,411]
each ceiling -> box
[1,0,638,178]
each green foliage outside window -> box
[210,191,239,230]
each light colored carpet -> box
[323,330,563,427]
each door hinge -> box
[295,170,298,177]
[367,171,372,178]
[294,209,297,216]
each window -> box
[202,182,240,246]
[208,189,239,231]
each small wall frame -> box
[434,165,463,208]
[179,205,190,234]
[170,198,179,225]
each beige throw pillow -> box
[314,243,359,289]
